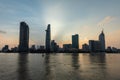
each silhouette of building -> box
[11,47,18,52]
[106,46,112,52]
[40,45,45,50]
[31,45,36,50]
[19,22,29,52]
[72,34,79,49]
[99,30,106,51]
[112,47,118,52]
[36,45,45,50]
[88,30,106,52]
[82,43,89,51]
[2,45,9,52]
[29,45,36,52]
[51,40,59,52]
[89,40,101,52]
[45,24,51,52]
[63,44,72,51]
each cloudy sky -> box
[0,0,120,49]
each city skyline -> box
[0,0,120,49]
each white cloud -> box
[98,16,115,27]
[106,30,120,48]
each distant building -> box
[19,22,29,52]
[29,45,36,52]
[82,43,89,51]
[72,34,79,49]
[112,47,118,52]
[118,49,120,53]
[51,40,59,52]
[106,46,112,52]
[40,46,45,50]
[89,40,101,52]
[11,47,18,52]
[99,30,106,51]
[88,30,106,52]
[31,45,36,50]
[35,45,45,52]
[36,45,45,50]
[2,45,9,52]
[45,24,51,52]
[63,44,72,50]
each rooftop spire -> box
[102,28,104,33]
[101,27,104,34]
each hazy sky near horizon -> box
[0,0,120,49]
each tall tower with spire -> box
[45,24,51,52]
[99,30,106,52]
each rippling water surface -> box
[0,53,120,80]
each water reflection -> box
[17,54,30,80]
[44,54,54,80]
[88,53,107,80]
[89,53,106,64]
[0,53,120,80]
[45,54,50,76]
[72,53,80,70]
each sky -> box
[0,0,120,49]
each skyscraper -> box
[63,44,72,51]
[89,40,101,52]
[51,40,59,52]
[99,30,105,52]
[19,22,29,52]
[45,24,51,52]
[72,34,79,49]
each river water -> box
[0,53,120,80]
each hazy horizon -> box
[0,0,120,49]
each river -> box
[0,53,120,80]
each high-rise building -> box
[51,40,59,52]
[72,34,79,49]
[63,44,72,50]
[88,30,106,52]
[45,24,51,52]
[99,30,105,51]
[19,22,29,52]
[89,40,101,52]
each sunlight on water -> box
[0,53,120,80]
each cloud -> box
[43,3,68,41]
[98,16,115,26]
[106,29,120,48]
[0,30,6,34]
